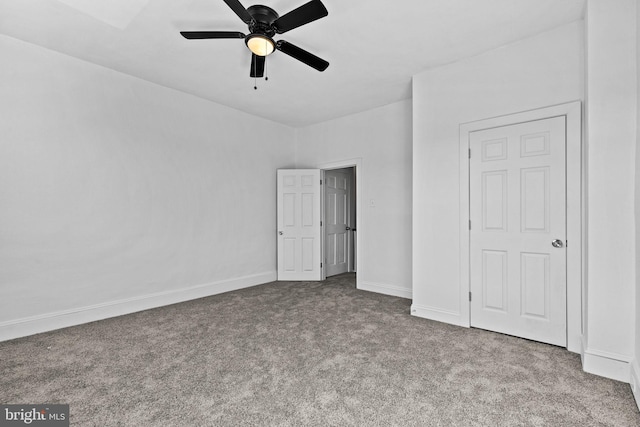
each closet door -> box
[469,117,567,346]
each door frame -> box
[459,101,582,353]
[318,158,362,287]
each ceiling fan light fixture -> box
[246,34,275,56]
[180,0,330,76]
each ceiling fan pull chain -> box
[265,56,269,81]
[254,57,258,90]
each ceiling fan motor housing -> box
[247,5,279,37]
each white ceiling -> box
[0,0,585,127]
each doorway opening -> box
[276,160,361,284]
[319,158,361,285]
[323,167,356,278]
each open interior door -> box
[277,169,322,281]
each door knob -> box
[346,227,351,231]
[552,239,564,248]
[278,231,283,235]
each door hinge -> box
[321,262,323,268]
[320,179,323,185]
[469,292,472,302]
[468,148,471,159]
[469,220,471,230]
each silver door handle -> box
[346,227,351,231]
[552,239,564,248]
[278,231,283,235]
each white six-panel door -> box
[325,169,350,277]
[469,117,567,346]
[277,169,322,281]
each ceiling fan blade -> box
[223,0,253,24]
[180,31,245,39]
[273,0,328,34]
[250,54,265,78]
[276,40,329,71]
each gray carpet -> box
[1,273,638,426]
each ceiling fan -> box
[180,0,329,79]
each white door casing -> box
[325,169,351,277]
[277,169,322,281]
[469,116,567,346]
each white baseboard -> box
[410,303,468,327]
[581,341,631,383]
[359,281,412,299]
[630,360,640,411]
[0,271,276,343]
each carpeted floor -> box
[1,273,638,426]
